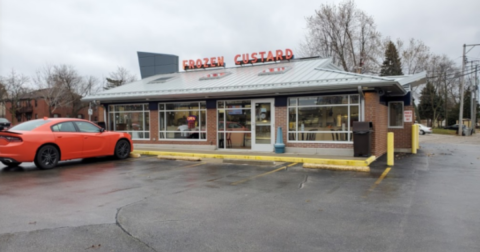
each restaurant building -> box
[82,50,425,158]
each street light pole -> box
[458,43,480,136]
[458,44,466,136]
[474,65,478,133]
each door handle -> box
[57,136,62,138]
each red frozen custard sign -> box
[182,56,225,70]
[234,49,294,65]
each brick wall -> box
[388,105,414,150]
[5,99,102,125]
[365,92,414,157]
[365,92,388,157]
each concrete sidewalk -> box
[132,145,376,172]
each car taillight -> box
[0,135,22,142]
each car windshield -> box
[0,118,9,123]
[9,120,51,131]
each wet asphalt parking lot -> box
[1,133,480,252]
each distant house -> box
[4,88,104,125]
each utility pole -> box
[458,44,466,136]
[473,65,478,133]
[444,71,447,127]
[458,43,480,136]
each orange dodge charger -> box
[0,118,133,169]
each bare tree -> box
[33,65,67,117]
[400,38,431,75]
[422,54,460,126]
[299,0,383,73]
[0,70,29,124]
[104,67,137,90]
[53,65,98,117]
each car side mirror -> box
[100,128,105,133]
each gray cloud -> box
[1,0,479,82]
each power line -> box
[426,69,478,81]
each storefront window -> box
[388,101,404,128]
[217,100,251,149]
[288,95,360,142]
[158,101,206,140]
[108,104,150,140]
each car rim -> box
[41,147,58,166]
[117,141,129,157]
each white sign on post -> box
[88,109,93,115]
[404,110,413,123]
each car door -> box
[74,121,109,157]
[51,122,84,160]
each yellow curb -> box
[157,155,201,161]
[303,163,370,172]
[132,150,375,167]
[130,153,141,158]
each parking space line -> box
[363,167,391,197]
[231,163,298,186]
[182,162,206,168]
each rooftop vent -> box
[258,66,291,76]
[199,72,231,81]
[148,76,174,84]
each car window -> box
[9,119,51,131]
[51,122,77,132]
[74,121,101,133]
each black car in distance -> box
[0,118,11,130]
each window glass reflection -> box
[108,104,149,140]
[287,95,360,142]
[158,101,206,140]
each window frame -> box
[388,101,404,129]
[158,101,207,141]
[287,95,360,143]
[108,103,150,140]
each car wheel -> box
[1,161,21,168]
[420,130,425,135]
[35,145,59,169]
[114,139,130,159]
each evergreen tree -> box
[419,81,444,126]
[380,41,404,76]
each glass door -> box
[252,99,275,151]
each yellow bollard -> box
[387,132,394,166]
[416,124,420,150]
[412,124,417,154]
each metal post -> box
[411,125,417,154]
[458,44,466,136]
[474,65,478,133]
[444,71,448,127]
[387,132,394,166]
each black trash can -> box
[353,121,372,157]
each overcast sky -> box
[1,0,479,85]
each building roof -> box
[82,57,426,102]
